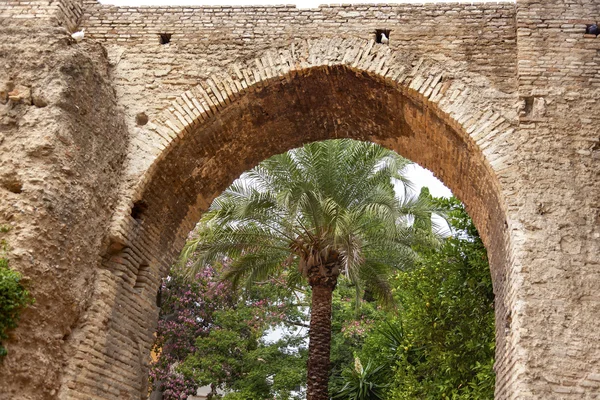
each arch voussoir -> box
[97,38,519,259]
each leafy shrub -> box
[352,197,495,399]
[333,357,388,400]
[0,253,34,358]
[151,264,307,399]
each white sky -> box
[405,164,452,199]
[101,0,513,9]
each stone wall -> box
[74,0,519,195]
[0,0,84,28]
[0,22,128,399]
[81,0,517,114]
[500,0,600,397]
[59,3,521,398]
[0,0,598,399]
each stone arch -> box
[60,38,518,398]
[113,37,516,271]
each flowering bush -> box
[150,264,307,399]
[341,317,375,339]
[149,267,228,399]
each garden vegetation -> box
[150,140,495,399]
[0,238,35,359]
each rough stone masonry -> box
[0,0,598,398]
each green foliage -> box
[328,280,387,395]
[0,244,34,359]
[179,306,307,400]
[180,139,445,397]
[181,139,439,306]
[161,194,495,399]
[333,357,388,400]
[354,197,495,399]
[172,139,493,398]
[158,264,307,399]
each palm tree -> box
[181,139,439,400]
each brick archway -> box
[112,37,515,269]
[58,39,519,399]
[2,1,599,398]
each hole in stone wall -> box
[136,112,149,126]
[505,311,512,332]
[134,263,151,291]
[159,33,172,45]
[521,96,534,117]
[2,177,23,194]
[131,200,148,221]
[156,284,162,307]
[585,24,599,36]
[375,29,391,44]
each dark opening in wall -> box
[159,33,172,44]
[131,200,148,221]
[156,285,162,307]
[2,178,22,194]
[134,263,150,291]
[136,112,149,126]
[585,24,599,36]
[375,29,391,44]
[522,96,535,117]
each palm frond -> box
[180,139,446,310]
[358,260,395,308]
[222,249,288,290]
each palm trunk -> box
[307,282,335,400]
